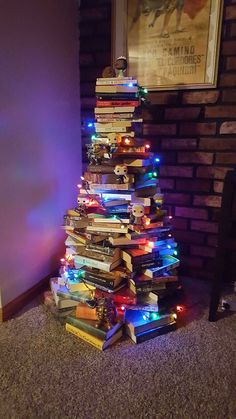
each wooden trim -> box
[1,271,57,322]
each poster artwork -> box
[127,0,221,89]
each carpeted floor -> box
[0,280,236,419]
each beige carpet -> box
[0,281,236,419]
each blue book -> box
[126,321,177,344]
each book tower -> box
[48,57,182,349]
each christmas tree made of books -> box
[47,57,182,350]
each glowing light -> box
[60,258,65,263]
[167,245,171,249]
[143,88,148,93]
[124,138,130,145]
[174,250,178,256]
[91,135,96,140]
[121,305,125,311]
[145,220,150,226]
[152,313,158,320]
[87,122,93,128]
[77,184,82,188]
[176,305,184,312]
[153,172,158,177]
[81,176,85,180]
[128,82,133,87]
[155,157,160,163]
[148,241,155,248]
[121,225,125,229]
[169,215,173,219]
[145,144,150,149]
[168,234,172,237]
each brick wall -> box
[79,0,236,280]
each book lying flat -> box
[94,106,135,114]
[144,256,180,278]
[126,321,177,344]
[95,85,138,94]
[65,323,123,350]
[75,303,98,321]
[125,310,176,336]
[66,315,123,341]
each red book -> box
[96,100,140,107]
[95,287,137,305]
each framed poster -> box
[112,0,223,90]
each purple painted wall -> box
[0,0,81,306]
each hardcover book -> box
[65,323,123,350]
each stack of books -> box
[47,60,182,349]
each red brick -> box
[158,151,177,164]
[159,178,175,190]
[81,97,96,109]
[80,7,109,21]
[176,179,211,192]
[174,230,205,245]
[80,53,94,67]
[143,124,176,136]
[197,166,232,180]
[148,92,178,105]
[193,195,222,208]
[220,73,236,87]
[191,220,218,233]
[205,105,236,118]
[220,121,236,134]
[175,207,208,220]
[180,123,216,136]
[161,138,197,150]
[178,152,213,165]
[171,218,188,230]
[181,256,203,268]
[80,24,95,38]
[211,208,221,222]
[215,152,236,164]
[182,91,220,105]
[80,68,102,82]
[226,5,236,20]
[95,51,111,66]
[80,37,110,53]
[142,108,163,122]
[159,166,193,178]
[199,137,236,150]
[165,107,200,120]
[222,40,236,55]
[164,193,191,205]
[207,235,218,247]
[226,56,236,71]
[222,90,236,102]
[214,181,224,193]
[158,178,175,190]
[230,22,236,37]
[184,268,214,280]
[80,82,95,97]
[190,245,216,258]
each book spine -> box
[75,305,98,321]
[67,316,106,340]
[65,323,104,350]
[134,322,177,344]
[74,255,111,272]
[56,291,89,303]
[83,273,116,287]
[96,101,139,107]
[82,278,115,293]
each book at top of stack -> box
[49,57,182,349]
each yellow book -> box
[65,323,123,350]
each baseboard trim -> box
[1,271,57,322]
